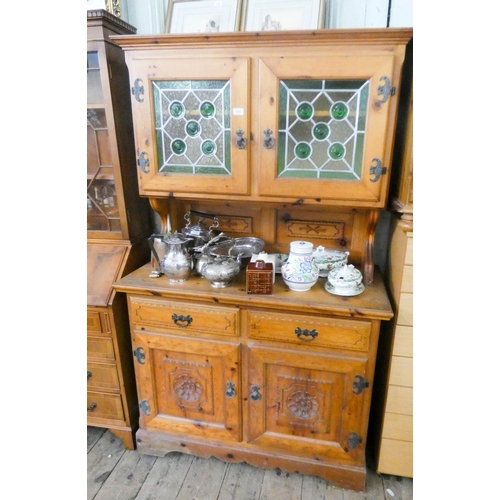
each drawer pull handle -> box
[87,402,97,412]
[225,382,236,398]
[250,385,262,402]
[172,314,193,328]
[87,371,92,380]
[295,328,318,341]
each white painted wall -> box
[88,0,412,34]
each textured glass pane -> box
[87,70,103,104]
[283,80,323,90]
[156,81,191,90]
[153,79,231,176]
[87,52,100,69]
[278,79,368,181]
[87,177,119,232]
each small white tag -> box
[233,108,244,115]
[386,489,395,497]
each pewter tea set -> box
[148,212,364,296]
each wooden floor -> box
[88,427,412,500]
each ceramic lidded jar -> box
[327,264,363,292]
[282,241,319,292]
[311,245,349,277]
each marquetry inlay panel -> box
[276,208,354,250]
[215,215,253,234]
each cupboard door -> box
[257,54,396,205]
[247,345,369,465]
[132,331,241,442]
[127,55,250,197]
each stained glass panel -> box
[278,79,369,180]
[153,80,231,176]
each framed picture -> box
[241,0,324,31]
[166,0,243,34]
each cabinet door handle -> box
[263,129,276,149]
[235,129,247,149]
[172,314,193,327]
[225,382,236,398]
[250,385,262,401]
[295,327,318,341]
[87,402,97,412]
[87,371,92,380]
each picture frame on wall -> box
[241,0,324,31]
[166,0,243,34]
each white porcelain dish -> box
[325,281,365,297]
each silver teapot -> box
[200,254,242,288]
[181,210,219,251]
[148,232,193,282]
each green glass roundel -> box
[169,101,185,118]
[331,102,348,120]
[312,123,330,141]
[294,142,312,159]
[185,120,201,137]
[329,142,345,160]
[171,139,187,155]
[296,102,314,120]
[201,140,216,156]
[200,101,215,118]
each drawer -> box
[129,296,239,337]
[87,309,110,336]
[87,362,120,391]
[87,391,124,421]
[87,336,115,361]
[247,310,371,352]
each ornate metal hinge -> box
[132,78,144,102]
[345,432,363,451]
[352,375,369,395]
[139,399,151,416]
[133,346,146,365]
[137,151,150,173]
[369,158,387,183]
[377,76,396,104]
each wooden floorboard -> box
[87,428,412,500]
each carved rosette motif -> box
[286,390,320,419]
[174,374,203,402]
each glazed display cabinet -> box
[87,9,152,450]
[112,28,412,489]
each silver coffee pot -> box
[148,232,193,282]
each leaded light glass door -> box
[257,55,397,206]
[127,56,249,197]
[87,46,123,236]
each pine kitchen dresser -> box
[112,27,412,490]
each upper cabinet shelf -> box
[114,29,412,208]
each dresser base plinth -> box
[135,428,366,492]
